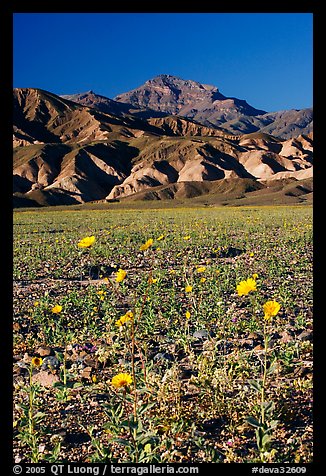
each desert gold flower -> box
[34,301,39,307]
[78,236,96,248]
[148,277,158,284]
[31,357,43,367]
[115,268,127,282]
[140,238,153,251]
[157,234,165,241]
[111,373,133,388]
[184,235,191,240]
[185,310,191,319]
[116,310,134,327]
[200,277,206,283]
[236,278,257,296]
[169,269,176,274]
[252,273,258,280]
[263,300,281,320]
[51,305,62,314]
[185,285,193,293]
[196,266,206,273]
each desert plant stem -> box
[261,321,269,426]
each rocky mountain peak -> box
[114,74,226,115]
[145,74,218,92]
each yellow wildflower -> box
[148,277,158,284]
[252,273,258,280]
[111,373,133,388]
[115,268,127,283]
[200,277,206,283]
[157,234,165,241]
[31,357,43,367]
[185,285,193,293]
[263,300,281,321]
[140,239,153,251]
[184,235,191,240]
[78,236,95,248]
[185,311,191,319]
[116,311,134,327]
[236,278,257,296]
[51,305,62,314]
[34,301,39,307]
[196,266,206,273]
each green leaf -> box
[248,379,262,392]
[262,401,275,415]
[144,443,152,454]
[266,358,278,375]
[111,437,131,447]
[269,419,279,430]
[246,416,261,428]
[262,433,271,449]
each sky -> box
[13,13,313,112]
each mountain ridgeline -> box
[13,75,313,207]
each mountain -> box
[61,90,168,119]
[113,74,312,139]
[114,74,266,116]
[13,87,313,207]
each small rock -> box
[293,366,313,378]
[64,431,91,446]
[237,338,253,348]
[153,352,175,362]
[38,444,46,453]
[23,353,32,364]
[253,344,264,351]
[41,356,60,370]
[81,366,92,379]
[32,370,60,388]
[83,356,98,368]
[201,418,224,432]
[36,346,52,357]
[297,330,313,342]
[193,330,209,340]
[248,332,260,340]
[280,330,294,343]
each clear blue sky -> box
[13,13,313,112]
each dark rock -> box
[297,330,313,342]
[219,246,244,258]
[153,352,175,362]
[293,365,313,378]
[83,356,98,368]
[193,329,209,340]
[41,356,60,370]
[64,432,91,446]
[179,368,196,380]
[200,418,224,432]
[83,264,117,280]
